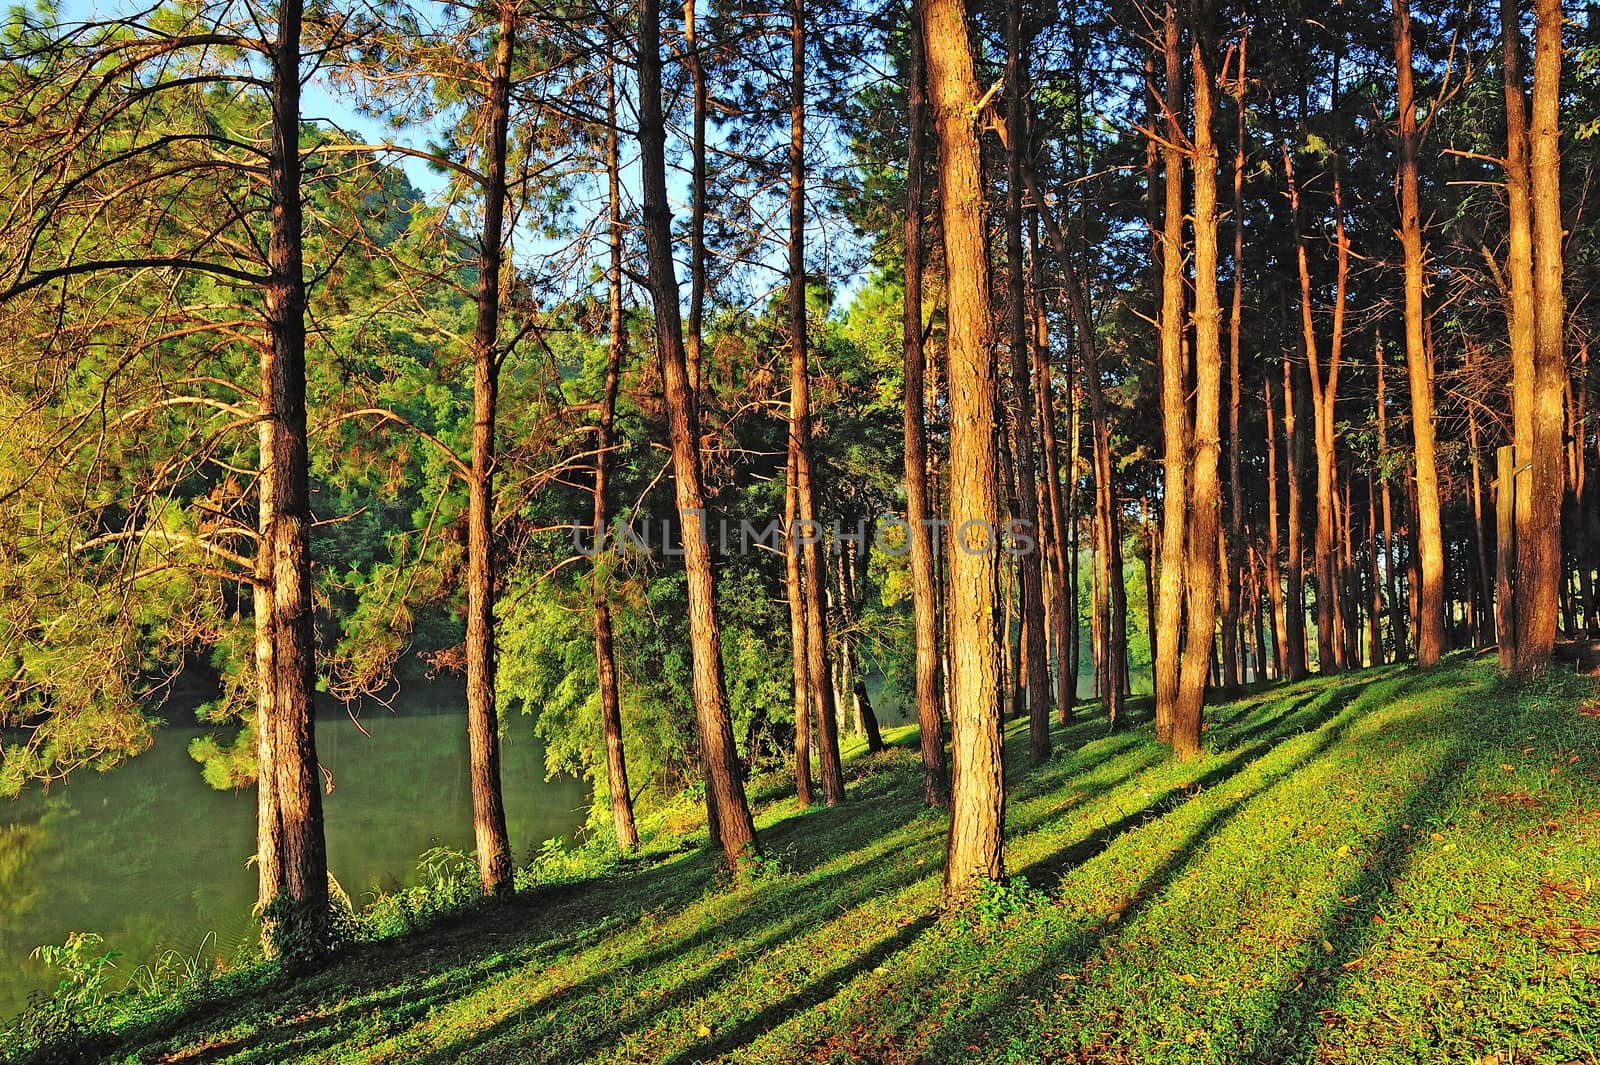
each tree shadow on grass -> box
[917,685,1382,1063]
[1231,705,1486,1062]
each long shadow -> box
[1232,697,1486,1062]
[123,848,725,1064]
[364,806,951,1064]
[384,713,1266,1063]
[658,912,942,1065]
[394,743,1172,1063]
[918,688,1376,1062]
[1014,682,1364,889]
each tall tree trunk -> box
[254,413,279,930]
[1282,326,1309,679]
[1265,363,1288,675]
[595,64,639,852]
[684,0,708,398]
[790,0,846,804]
[1154,1,1188,743]
[1221,28,1248,695]
[1393,0,1446,666]
[844,547,885,751]
[1007,0,1050,763]
[1174,26,1221,759]
[1501,0,1534,670]
[261,0,329,956]
[1367,470,1385,665]
[1032,222,1075,721]
[785,430,813,806]
[1517,0,1566,673]
[1282,122,1343,674]
[902,2,947,805]
[1466,367,1495,650]
[462,0,517,897]
[637,0,758,869]
[919,0,1004,903]
[1377,331,1405,660]
[1006,122,1125,727]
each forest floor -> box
[76,655,1600,1063]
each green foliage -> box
[357,848,482,940]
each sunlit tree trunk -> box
[260,0,329,956]
[1265,367,1288,676]
[1221,29,1248,695]
[595,64,638,852]
[1282,330,1309,679]
[254,412,280,927]
[789,0,846,804]
[1393,0,1445,666]
[1517,0,1566,673]
[902,1,947,805]
[637,0,758,869]
[1007,0,1050,762]
[462,0,517,897]
[919,0,1004,903]
[1174,27,1220,759]
[1153,2,1187,744]
[1282,120,1344,674]
[1500,0,1535,670]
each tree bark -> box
[1007,0,1050,763]
[262,0,329,955]
[1265,360,1288,677]
[684,0,708,398]
[902,2,947,806]
[1393,0,1446,667]
[637,0,759,869]
[1285,118,1346,674]
[1174,28,1221,760]
[789,0,846,804]
[1517,0,1566,673]
[463,0,517,897]
[595,63,639,852]
[919,0,1004,903]
[1221,28,1247,696]
[1031,222,1074,721]
[1153,1,1188,743]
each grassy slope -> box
[107,656,1599,1064]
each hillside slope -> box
[78,658,1600,1063]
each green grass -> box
[49,656,1600,1063]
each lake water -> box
[0,696,587,1020]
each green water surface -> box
[0,696,586,1020]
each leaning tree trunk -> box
[1517,0,1566,674]
[261,0,329,956]
[637,0,758,869]
[1153,1,1188,744]
[919,0,1004,904]
[1174,30,1221,760]
[1393,0,1446,666]
[790,0,846,804]
[902,2,946,805]
[462,0,518,897]
[1007,0,1050,763]
[594,63,639,851]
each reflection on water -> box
[0,694,586,1020]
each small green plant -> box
[961,876,1050,933]
[125,932,218,999]
[0,933,124,1064]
